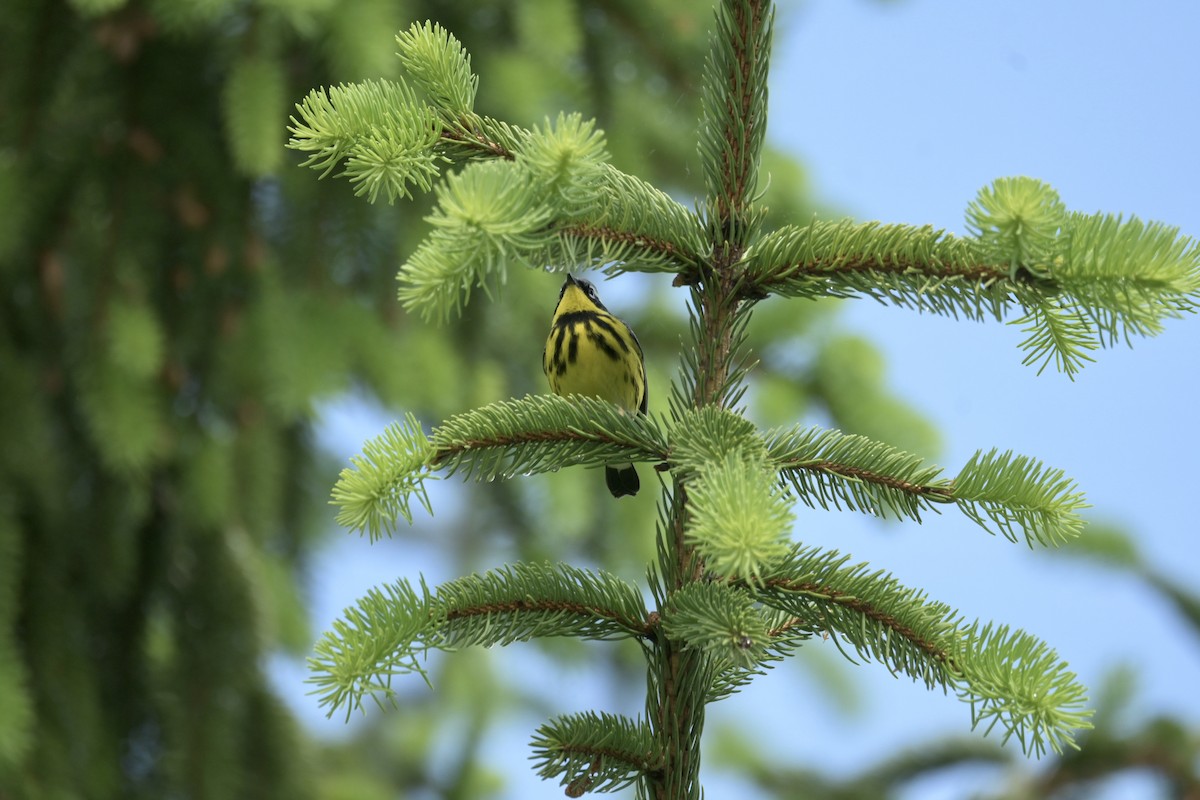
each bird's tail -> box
[605,463,640,498]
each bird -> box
[543,274,647,497]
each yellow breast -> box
[545,318,644,412]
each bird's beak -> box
[563,274,577,287]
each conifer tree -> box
[291,3,1200,797]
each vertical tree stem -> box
[649,2,771,796]
[651,277,745,799]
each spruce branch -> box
[684,451,794,585]
[745,218,1013,319]
[579,165,709,274]
[1057,211,1200,345]
[764,424,953,522]
[764,426,1087,548]
[307,578,434,720]
[330,413,434,542]
[431,394,668,481]
[520,113,610,217]
[296,25,708,318]
[393,22,527,159]
[952,449,1089,547]
[668,405,762,475]
[969,178,1200,377]
[705,607,813,703]
[309,563,651,720]
[287,79,443,203]
[954,622,1092,758]
[745,179,1200,376]
[330,395,667,539]
[660,582,769,670]
[756,547,963,689]
[397,159,558,321]
[394,21,478,115]
[753,546,1093,756]
[396,140,705,321]
[966,176,1067,275]
[531,712,662,796]
[288,23,517,203]
[440,114,526,160]
[521,125,709,275]
[1013,300,1099,377]
[435,562,652,646]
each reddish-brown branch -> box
[765,577,954,666]
[429,428,661,470]
[445,597,652,637]
[788,459,956,501]
[563,222,692,263]
[439,124,513,159]
[768,254,1006,284]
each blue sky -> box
[278,3,1200,797]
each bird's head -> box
[554,274,608,314]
